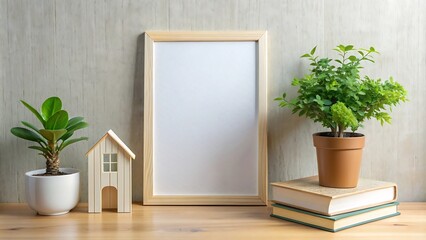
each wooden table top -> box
[0,202,425,239]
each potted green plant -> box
[275,45,407,188]
[11,96,88,215]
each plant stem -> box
[342,51,346,64]
[338,125,344,138]
[45,153,60,175]
[331,127,337,137]
[46,141,60,175]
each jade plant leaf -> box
[45,110,68,130]
[11,127,45,143]
[66,117,84,128]
[20,100,46,127]
[59,137,88,151]
[28,146,50,154]
[39,129,67,142]
[21,121,40,133]
[59,131,74,142]
[41,97,62,121]
[66,121,88,133]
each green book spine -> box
[272,202,399,220]
[271,212,401,232]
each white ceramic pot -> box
[25,168,80,215]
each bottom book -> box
[271,202,400,232]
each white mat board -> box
[153,42,259,196]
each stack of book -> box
[270,176,400,232]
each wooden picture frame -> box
[143,31,268,205]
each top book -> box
[271,176,397,216]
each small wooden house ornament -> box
[87,130,135,213]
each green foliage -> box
[41,97,62,121]
[21,100,46,127]
[39,129,67,142]
[331,102,358,137]
[45,110,69,130]
[275,45,407,137]
[11,127,46,144]
[10,97,88,165]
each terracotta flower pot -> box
[313,132,365,188]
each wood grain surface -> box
[0,202,425,239]
[0,0,425,203]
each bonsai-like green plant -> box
[275,45,407,137]
[11,97,88,175]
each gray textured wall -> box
[0,0,425,203]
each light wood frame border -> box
[143,31,268,205]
